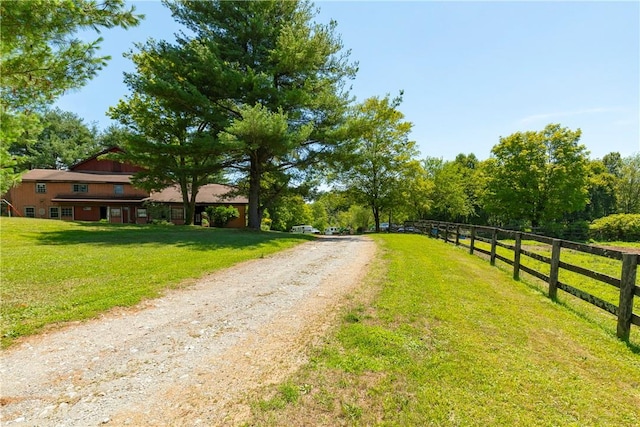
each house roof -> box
[20,169,134,184]
[69,147,123,170]
[147,184,248,204]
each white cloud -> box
[518,107,622,125]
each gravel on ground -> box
[0,235,376,426]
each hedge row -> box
[589,214,640,242]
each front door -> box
[123,207,130,223]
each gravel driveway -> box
[1,235,376,426]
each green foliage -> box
[335,94,417,232]
[428,158,476,222]
[590,214,640,242]
[144,202,171,223]
[396,160,433,221]
[484,123,589,226]
[312,191,351,228]
[107,38,228,225]
[152,0,357,230]
[0,108,42,194]
[1,0,141,109]
[616,153,640,214]
[0,0,141,192]
[9,108,100,170]
[537,220,590,241]
[338,204,371,232]
[310,201,329,232]
[267,194,313,232]
[580,158,618,220]
[205,205,239,228]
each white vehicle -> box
[324,226,340,235]
[290,225,320,234]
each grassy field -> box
[0,217,314,348]
[245,234,640,426]
[470,238,640,322]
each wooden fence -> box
[403,220,639,341]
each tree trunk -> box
[247,156,262,230]
[373,205,380,233]
[186,186,198,226]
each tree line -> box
[2,1,638,236]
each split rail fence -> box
[403,220,639,341]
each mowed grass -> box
[0,217,314,348]
[472,239,640,322]
[246,234,640,426]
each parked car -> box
[290,225,321,234]
[325,226,340,235]
[397,226,418,233]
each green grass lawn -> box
[0,217,314,348]
[470,238,640,322]
[246,234,640,426]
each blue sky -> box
[55,0,640,161]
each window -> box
[36,183,46,193]
[25,207,35,218]
[72,184,88,193]
[171,207,184,220]
[110,207,121,217]
[114,184,124,195]
[49,207,60,219]
[137,208,147,218]
[61,207,73,217]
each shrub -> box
[205,205,240,227]
[590,214,640,241]
[149,219,173,226]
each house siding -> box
[6,180,147,222]
[3,148,248,228]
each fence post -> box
[444,223,449,243]
[549,239,561,300]
[455,225,460,245]
[490,228,497,266]
[469,226,476,254]
[513,232,522,280]
[617,253,638,341]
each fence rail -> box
[403,220,639,341]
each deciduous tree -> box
[335,94,417,232]
[9,108,100,170]
[616,153,640,214]
[484,123,589,227]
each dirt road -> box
[1,235,376,426]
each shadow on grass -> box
[33,222,317,250]
[514,273,640,352]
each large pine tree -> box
[112,0,357,228]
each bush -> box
[590,214,640,242]
[205,205,240,227]
[149,219,173,226]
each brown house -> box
[3,148,248,227]
[147,184,247,227]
